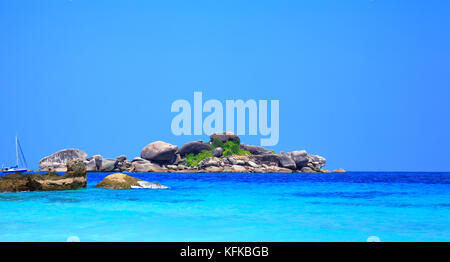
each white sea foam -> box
[131,181,169,189]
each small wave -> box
[291,191,409,199]
[161,199,204,204]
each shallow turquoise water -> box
[0,172,449,242]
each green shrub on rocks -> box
[211,138,224,149]
[185,150,213,166]
[222,140,250,156]
[184,139,250,166]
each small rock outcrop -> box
[28,160,87,191]
[177,141,211,156]
[39,149,87,172]
[209,132,240,143]
[0,160,87,192]
[252,154,280,166]
[84,155,133,172]
[306,154,326,172]
[333,168,346,173]
[240,144,273,155]
[132,159,166,172]
[198,157,222,169]
[0,173,31,192]
[96,173,168,189]
[141,141,178,164]
[301,167,315,173]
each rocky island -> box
[0,132,344,193]
[38,132,344,174]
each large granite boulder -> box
[85,159,97,172]
[39,149,87,171]
[141,141,178,164]
[240,144,273,155]
[96,173,168,189]
[306,154,326,172]
[212,147,224,157]
[99,158,117,172]
[279,152,296,170]
[85,155,132,172]
[178,141,211,156]
[87,155,103,170]
[290,150,309,169]
[0,160,87,192]
[209,132,240,143]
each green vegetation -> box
[222,140,250,157]
[183,138,251,166]
[184,150,213,167]
[211,138,250,157]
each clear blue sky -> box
[1,0,449,171]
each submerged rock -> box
[96,173,168,189]
[39,149,87,171]
[0,160,87,192]
[141,141,178,164]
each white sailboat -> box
[1,136,28,174]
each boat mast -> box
[17,137,28,169]
[15,136,19,167]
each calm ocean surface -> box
[0,172,449,242]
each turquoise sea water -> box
[0,172,449,242]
